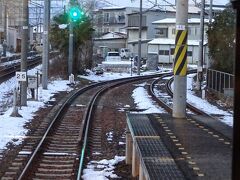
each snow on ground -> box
[132,83,165,113]
[186,74,233,127]
[80,69,167,82]
[0,63,233,179]
[0,64,73,149]
[82,156,125,180]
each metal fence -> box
[207,69,234,94]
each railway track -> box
[0,57,41,83]
[0,72,168,180]
[0,51,59,83]
[148,70,229,119]
[149,69,214,115]
[148,70,232,142]
[0,69,232,179]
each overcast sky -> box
[104,0,230,8]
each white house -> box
[94,31,127,58]
[148,18,210,64]
[148,38,207,64]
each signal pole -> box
[42,0,50,89]
[68,0,82,75]
[68,0,75,76]
[172,0,188,118]
[68,22,73,75]
[20,0,29,106]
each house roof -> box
[94,32,127,40]
[126,5,201,15]
[152,18,210,24]
[98,6,126,10]
[148,38,207,46]
[161,5,200,14]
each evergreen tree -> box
[207,8,235,73]
[50,8,94,75]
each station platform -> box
[125,113,232,180]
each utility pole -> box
[20,0,29,106]
[231,1,240,179]
[172,0,188,118]
[137,0,142,75]
[2,4,7,57]
[4,4,7,41]
[42,0,50,89]
[209,0,213,24]
[196,0,205,91]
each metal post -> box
[68,22,73,75]
[2,5,7,57]
[231,1,240,179]
[172,0,188,118]
[42,0,50,89]
[196,0,205,91]
[209,0,213,23]
[131,58,133,76]
[20,0,29,106]
[36,71,39,101]
[4,5,7,41]
[137,0,142,75]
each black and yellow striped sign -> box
[174,30,188,76]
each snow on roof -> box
[161,5,200,14]
[126,5,200,15]
[100,6,126,10]
[152,18,210,24]
[94,32,127,40]
[148,38,207,46]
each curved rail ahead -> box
[165,71,215,117]
[17,72,169,179]
[149,72,173,113]
[149,69,216,118]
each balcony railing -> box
[128,16,146,27]
[103,16,125,24]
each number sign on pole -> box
[16,72,27,81]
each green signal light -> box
[69,6,82,22]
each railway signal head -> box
[69,6,84,22]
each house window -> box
[195,27,198,36]
[159,50,169,55]
[187,51,192,56]
[170,48,175,55]
[188,27,191,35]
[156,28,168,38]
[103,27,109,33]
[104,13,110,23]
[118,14,125,23]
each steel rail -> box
[17,72,167,179]
[76,73,175,179]
[149,69,216,117]
[165,71,215,117]
[0,51,58,83]
[149,72,173,113]
[0,57,41,81]
[17,81,103,180]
